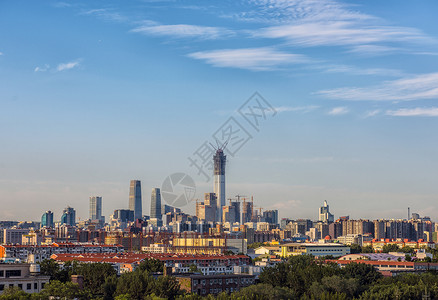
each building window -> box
[34,283,38,290]
[5,270,21,277]
[18,284,23,290]
[41,282,45,289]
[0,270,4,277]
[0,285,4,291]
[27,283,32,290]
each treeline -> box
[2,256,438,299]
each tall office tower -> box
[222,204,236,224]
[41,211,54,228]
[89,196,102,221]
[263,210,279,225]
[231,201,240,224]
[242,199,253,223]
[319,200,334,223]
[129,180,142,220]
[196,193,217,223]
[213,148,226,222]
[60,207,76,226]
[150,188,162,220]
[112,209,134,223]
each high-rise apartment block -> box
[129,180,142,220]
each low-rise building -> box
[0,263,50,295]
[280,242,350,257]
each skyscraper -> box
[213,148,226,222]
[319,200,334,223]
[151,188,162,220]
[61,207,76,226]
[41,211,54,228]
[129,180,142,220]
[89,196,102,221]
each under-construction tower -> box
[213,144,227,222]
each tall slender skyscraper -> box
[129,180,142,220]
[213,148,226,222]
[150,188,162,220]
[89,196,102,221]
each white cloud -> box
[328,106,349,115]
[82,8,126,23]
[255,22,430,49]
[131,24,234,40]
[318,72,438,101]
[386,107,438,117]
[243,0,434,54]
[275,105,319,113]
[34,64,50,72]
[0,52,3,56]
[188,47,310,71]
[56,60,80,72]
[363,109,381,118]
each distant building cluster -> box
[2,145,438,296]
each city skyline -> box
[1,1,438,221]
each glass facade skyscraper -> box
[61,207,76,226]
[89,196,102,221]
[151,188,162,220]
[129,180,142,220]
[41,210,54,228]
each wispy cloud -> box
[386,107,438,117]
[318,72,438,101]
[245,0,434,54]
[81,8,127,23]
[316,64,405,77]
[275,105,319,113]
[0,51,3,56]
[131,24,234,40]
[34,64,50,72]
[255,22,430,49]
[328,106,349,115]
[364,109,381,118]
[188,47,310,71]
[56,60,80,72]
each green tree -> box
[76,262,117,296]
[232,283,298,300]
[400,246,414,254]
[0,287,30,300]
[382,244,400,253]
[39,280,89,299]
[349,244,362,254]
[342,262,382,286]
[103,274,119,300]
[361,245,374,253]
[138,258,164,273]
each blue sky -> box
[1,0,438,222]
